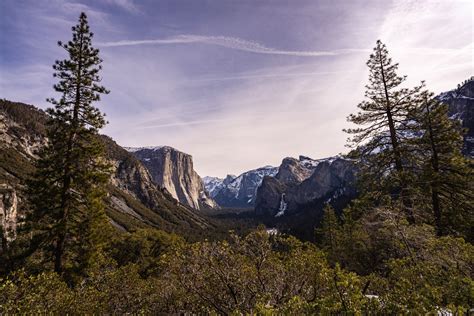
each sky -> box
[0,0,472,177]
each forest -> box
[0,12,472,314]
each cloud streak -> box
[98,34,472,59]
[98,35,370,57]
[185,70,359,83]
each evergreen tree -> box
[25,12,111,277]
[408,91,473,238]
[344,40,422,222]
[317,204,340,254]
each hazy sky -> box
[0,0,472,177]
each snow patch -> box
[298,155,340,169]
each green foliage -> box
[106,228,184,277]
[344,40,422,211]
[22,12,112,279]
[316,205,340,249]
[370,236,474,313]
[344,40,473,238]
[1,228,472,314]
[407,90,473,238]
[160,229,373,314]
[0,270,74,313]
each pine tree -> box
[408,91,473,238]
[317,204,340,253]
[25,12,111,277]
[344,40,422,222]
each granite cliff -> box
[126,146,218,210]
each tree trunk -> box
[378,48,414,223]
[54,30,84,274]
[425,99,442,235]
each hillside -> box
[0,99,212,241]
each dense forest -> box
[0,13,472,314]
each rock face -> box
[0,185,18,250]
[203,166,278,208]
[438,77,474,157]
[202,175,236,199]
[126,146,218,210]
[255,156,357,217]
[253,155,357,241]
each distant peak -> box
[123,145,178,153]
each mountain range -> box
[0,78,472,242]
[203,165,278,208]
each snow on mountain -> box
[203,176,226,197]
[204,166,278,208]
[124,145,176,153]
[298,155,340,169]
[437,78,474,157]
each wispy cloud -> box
[138,118,233,129]
[185,70,359,83]
[98,35,370,57]
[98,34,472,59]
[103,0,140,13]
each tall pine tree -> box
[344,40,422,222]
[316,204,340,254]
[408,90,473,238]
[25,12,111,277]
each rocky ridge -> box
[438,77,474,157]
[203,166,278,208]
[125,146,218,210]
[255,156,357,217]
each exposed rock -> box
[0,185,18,246]
[438,77,474,157]
[255,156,357,217]
[204,166,278,208]
[126,146,218,210]
[276,157,315,185]
[0,112,46,158]
[203,174,236,198]
[253,155,358,241]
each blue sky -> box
[0,0,472,177]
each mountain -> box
[438,77,474,157]
[202,175,236,198]
[253,156,357,241]
[125,146,218,210]
[255,156,357,217]
[203,166,278,208]
[0,99,211,246]
[251,78,474,240]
